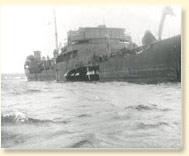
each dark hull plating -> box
[99,35,181,83]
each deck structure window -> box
[78,40,89,44]
[67,52,72,59]
[73,50,78,58]
[71,40,89,45]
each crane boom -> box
[158,6,175,40]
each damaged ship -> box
[24,7,181,83]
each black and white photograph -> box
[1,5,181,148]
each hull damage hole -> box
[65,66,99,81]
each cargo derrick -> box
[158,6,175,41]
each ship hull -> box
[99,35,181,83]
[25,69,56,81]
[25,35,181,83]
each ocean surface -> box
[1,74,181,148]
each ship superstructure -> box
[25,25,135,81]
[55,25,132,81]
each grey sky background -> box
[0,5,181,73]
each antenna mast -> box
[53,8,58,50]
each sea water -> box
[1,74,181,148]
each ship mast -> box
[53,8,58,51]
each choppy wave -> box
[3,88,42,96]
[25,89,41,93]
[2,112,49,124]
[11,89,41,95]
[124,104,171,112]
[1,112,69,125]
[77,114,91,118]
[1,76,26,80]
[135,122,169,130]
[70,139,91,148]
[1,80,42,95]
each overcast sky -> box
[0,5,181,73]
